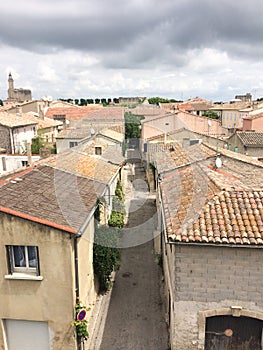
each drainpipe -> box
[74,204,98,350]
[74,205,98,305]
[9,128,15,154]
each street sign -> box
[77,309,86,321]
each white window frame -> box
[6,245,40,277]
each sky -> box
[0,0,263,102]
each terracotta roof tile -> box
[45,106,124,121]
[150,140,263,245]
[0,165,105,232]
[237,131,263,146]
[0,111,38,128]
[44,148,122,184]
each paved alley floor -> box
[97,148,169,350]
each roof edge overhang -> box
[167,240,263,249]
[0,205,77,234]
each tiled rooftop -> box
[25,114,63,128]
[168,189,263,245]
[45,106,124,121]
[0,165,106,232]
[99,129,124,143]
[148,142,216,174]
[44,148,123,184]
[0,111,38,128]
[237,131,263,146]
[150,140,263,245]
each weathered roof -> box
[243,112,263,120]
[165,186,263,245]
[149,142,216,174]
[151,141,263,245]
[44,148,122,184]
[237,131,263,146]
[0,111,38,128]
[98,129,124,143]
[45,106,124,121]
[26,114,63,128]
[0,165,106,232]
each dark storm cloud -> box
[0,0,263,67]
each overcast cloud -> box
[0,0,263,101]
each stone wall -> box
[0,125,11,153]
[170,244,263,350]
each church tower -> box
[8,73,14,100]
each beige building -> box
[147,141,263,350]
[0,164,107,349]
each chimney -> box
[16,106,22,116]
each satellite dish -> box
[41,96,48,101]
[215,155,222,168]
[90,128,95,135]
[47,96,53,102]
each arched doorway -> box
[205,315,263,350]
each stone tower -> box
[8,73,14,100]
[7,73,32,102]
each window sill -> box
[4,274,43,281]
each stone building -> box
[148,141,263,350]
[227,131,263,158]
[7,73,32,103]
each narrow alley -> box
[88,147,169,350]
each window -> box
[21,160,28,167]
[6,245,40,276]
[69,141,78,148]
[95,146,102,155]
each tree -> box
[148,97,182,105]
[124,112,142,139]
[31,136,44,154]
[79,98,87,106]
[95,98,100,104]
[0,99,3,106]
[74,99,79,105]
[203,110,219,119]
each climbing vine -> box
[73,303,90,341]
[93,226,121,292]
[93,180,124,292]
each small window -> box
[6,245,40,276]
[69,141,78,148]
[95,146,102,155]
[21,160,28,167]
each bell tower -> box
[8,73,14,100]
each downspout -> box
[74,204,98,304]
[9,128,15,154]
[74,236,80,304]
[74,204,98,350]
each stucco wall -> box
[141,112,222,144]
[78,216,98,308]
[243,117,263,132]
[0,213,77,349]
[167,244,263,350]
